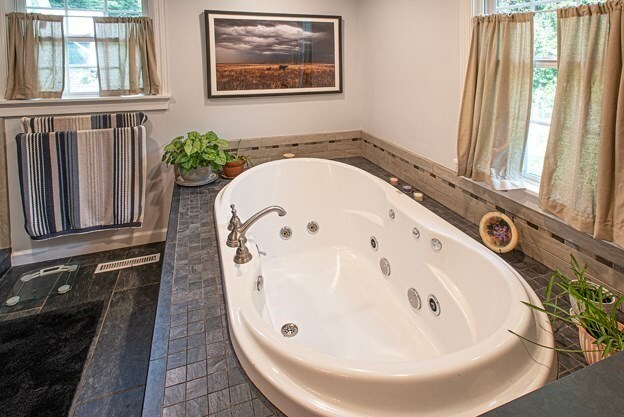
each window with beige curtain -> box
[94,16,161,96]
[4,13,64,100]
[539,2,623,247]
[457,12,534,191]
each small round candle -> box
[402,185,413,192]
[283,153,295,159]
[390,177,399,185]
[413,192,424,202]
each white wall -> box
[4,0,362,264]
[359,0,462,170]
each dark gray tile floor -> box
[0,242,165,417]
[0,248,10,278]
[150,156,591,417]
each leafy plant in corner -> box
[510,255,624,362]
[162,131,229,172]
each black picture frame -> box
[204,10,343,99]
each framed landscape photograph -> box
[205,11,343,98]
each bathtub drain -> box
[281,323,299,338]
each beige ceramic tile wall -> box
[0,118,10,250]
[227,130,362,165]
[361,131,624,295]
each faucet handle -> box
[234,237,253,264]
[228,204,242,232]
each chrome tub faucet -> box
[226,204,287,264]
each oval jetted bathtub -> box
[214,158,556,417]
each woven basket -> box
[578,322,623,365]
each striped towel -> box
[16,126,147,240]
[21,112,147,133]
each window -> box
[485,0,597,185]
[24,0,145,96]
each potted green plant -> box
[223,140,252,179]
[511,256,623,366]
[162,131,228,186]
[561,256,617,314]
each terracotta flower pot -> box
[578,322,623,365]
[223,159,246,178]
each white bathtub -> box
[214,158,556,417]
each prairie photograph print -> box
[205,11,342,98]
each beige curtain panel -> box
[539,2,624,247]
[5,13,64,100]
[94,17,161,96]
[595,1,624,246]
[457,12,534,191]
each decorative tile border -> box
[360,131,624,295]
[226,130,361,165]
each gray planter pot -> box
[175,166,217,187]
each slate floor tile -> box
[230,401,254,417]
[115,260,163,292]
[186,395,209,417]
[186,377,208,400]
[208,389,231,413]
[24,263,117,314]
[168,351,187,370]
[74,385,144,417]
[188,346,207,364]
[165,383,186,407]
[166,366,187,387]
[187,360,207,380]
[163,402,186,417]
[79,284,160,401]
[229,383,251,406]
[208,371,228,393]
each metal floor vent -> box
[95,253,160,274]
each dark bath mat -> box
[0,302,104,417]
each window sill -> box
[0,95,171,118]
[464,176,542,213]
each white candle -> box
[413,192,424,202]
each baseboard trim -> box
[11,228,168,266]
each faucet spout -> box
[238,206,287,238]
[226,205,287,252]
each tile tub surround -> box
[223,129,623,298]
[224,130,362,164]
[147,157,589,417]
[0,242,165,417]
[360,131,624,296]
